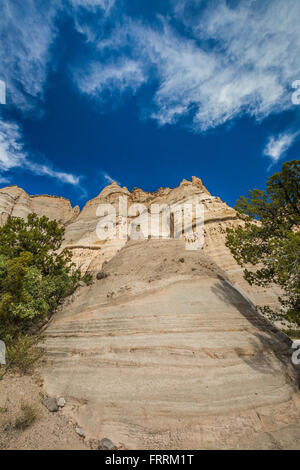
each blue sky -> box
[0,0,300,208]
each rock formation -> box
[0,178,299,449]
[0,185,79,225]
[0,178,279,310]
[42,239,300,449]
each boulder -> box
[42,397,58,412]
[98,438,116,450]
[96,271,109,280]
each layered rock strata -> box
[0,178,279,310]
[1,179,298,449]
[41,240,300,449]
[0,185,79,225]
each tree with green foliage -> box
[0,214,73,276]
[0,214,89,372]
[226,160,300,324]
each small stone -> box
[78,281,86,287]
[42,397,58,412]
[57,397,66,407]
[98,438,117,450]
[179,258,185,263]
[75,427,85,437]
[96,271,109,280]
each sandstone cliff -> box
[0,185,79,225]
[0,178,279,311]
[1,179,298,449]
[41,239,300,449]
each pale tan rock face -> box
[0,186,32,224]
[41,240,300,449]
[1,180,299,449]
[60,178,279,309]
[0,185,79,225]
[0,178,279,308]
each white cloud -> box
[263,131,300,164]
[0,176,10,184]
[101,172,120,185]
[0,120,27,170]
[0,119,81,186]
[0,1,94,187]
[74,0,300,131]
[69,0,114,10]
[0,0,114,112]
[25,162,81,185]
[166,0,300,130]
[149,0,300,130]
[69,0,116,44]
[1,0,299,189]
[74,58,145,100]
[4,0,299,136]
[0,0,62,111]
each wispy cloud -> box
[0,119,81,186]
[0,176,10,184]
[0,0,89,188]
[1,0,300,189]
[73,0,300,131]
[0,0,61,111]
[2,0,300,135]
[0,0,117,112]
[0,0,122,189]
[100,171,120,185]
[69,0,114,10]
[2,0,300,133]
[74,58,145,101]
[263,131,300,165]
[25,162,81,185]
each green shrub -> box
[282,328,300,339]
[4,335,43,374]
[226,160,300,324]
[0,213,84,373]
[82,272,93,285]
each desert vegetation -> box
[226,160,300,328]
[0,213,91,374]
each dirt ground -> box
[0,371,90,450]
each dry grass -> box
[1,335,44,377]
[0,400,38,448]
[14,403,38,430]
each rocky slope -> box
[41,239,300,449]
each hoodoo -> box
[0,180,299,449]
